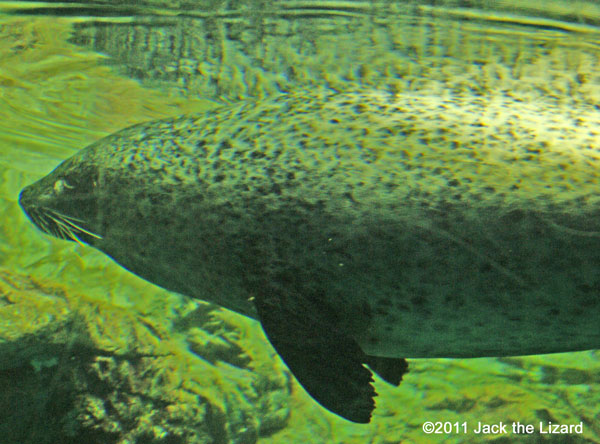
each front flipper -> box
[365,355,408,386]
[253,289,376,423]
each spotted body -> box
[19,88,600,422]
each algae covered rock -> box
[0,267,291,444]
[0,268,71,370]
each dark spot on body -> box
[148,193,169,205]
[250,151,266,159]
[444,295,465,309]
[377,299,393,308]
[575,282,600,294]
[361,301,372,319]
[215,174,225,183]
[344,192,357,204]
[432,322,446,332]
[479,263,493,273]
[396,302,410,311]
[503,209,526,223]
[411,295,426,306]
[579,294,599,308]
[410,295,432,316]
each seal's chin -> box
[19,187,102,245]
[21,205,60,239]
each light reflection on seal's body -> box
[19,89,600,422]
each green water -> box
[0,1,600,443]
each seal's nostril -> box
[18,187,30,210]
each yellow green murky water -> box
[1,1,600,443]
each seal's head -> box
[19,150,103,246]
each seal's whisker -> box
[60,216,103,240]
[46,214,72,236]
[52,221,67,241]
[43,213,63,240]
[45,207,86,224]
[64,228,85,247]
[46,214,68,241]
[38,213,58,237]
[29,210,49,234]
[44,208,103,239]
[51,214,87,246]
[46,214,85,246]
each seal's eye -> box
[53,179,75,194]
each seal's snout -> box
[19,182,55,215]
[19,183,46,221]
[18,185,34,215]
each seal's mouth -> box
[19,186,102,245]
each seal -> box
[19,88,600,423]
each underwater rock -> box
[0,268,71,370]
[0,267,291,443]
